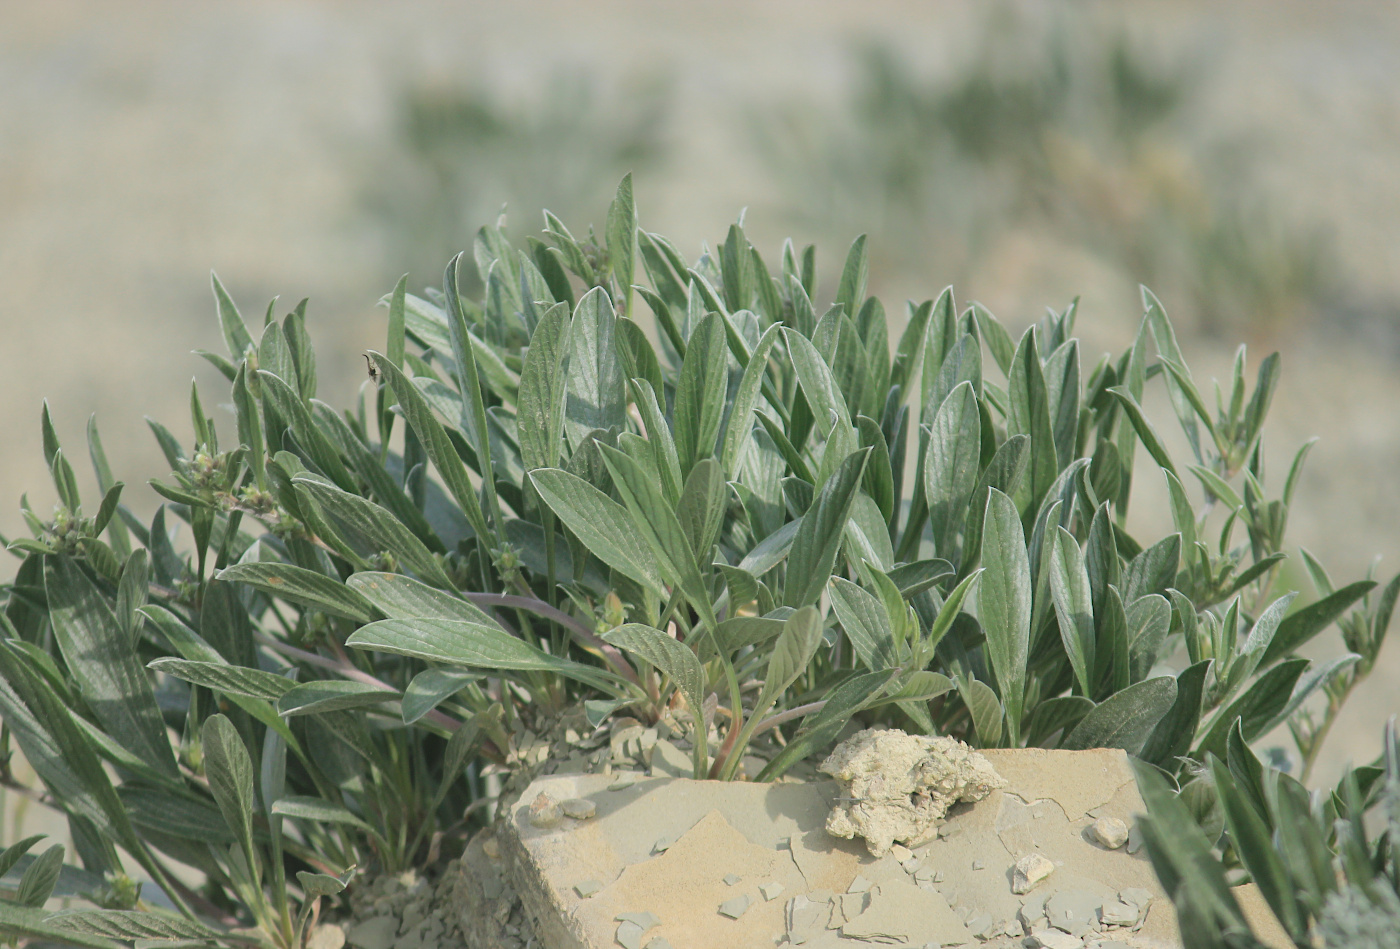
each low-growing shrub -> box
[0,176,1390,946]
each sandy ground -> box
[1,2,1397,853]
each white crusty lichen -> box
[819,727,1006,856]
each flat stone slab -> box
[496,748,1279,948]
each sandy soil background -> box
[1,1,1398,838]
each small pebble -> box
[971,859,984,870]
[561,798,597,820]
[480,837,500,859]
[760,881,785,901]
[723,873,742,886]
[889,844,913,863]
[718,895,750,919]
[574,880,603,898]
[1089,817,1129,850]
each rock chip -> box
[1090,816,1130,850]
[306,924,346,949]
[1012,853,1057,894]
[717,894,750,919]
[759,881,785,901]
[561,797,597,820]
[574,880,603,898]
[346,917,397,949]
[819,727,1005,856]
[1045,889,1102,936]
[528,792,562,829]
[1029,930,1082,949]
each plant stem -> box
[468,592,639,686]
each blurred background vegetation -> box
[2,0,1399,798]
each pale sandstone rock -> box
[818,727,1006,856]
[1013,853,1057,894]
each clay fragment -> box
[1090,816,1129,850]
[759,881,785,901]
[1099,900,1141,927]
[1012,853,1056,894]
[1045,889,1101,936]
[615,920,646,949]
[643,939,672,949]
[722,872,742,886]
[574,880,604,898]
[819,728,1006,856]
[717,894,750,919]
[1029,930,1082,949]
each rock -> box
[615,920,646,949]
[574,880,603,898]
[1045,889,1102,936]
[847,875,873,893]
[1118,887,1154,912]
[480,837,500,859]
[528,792,561,829]
[644,939,672,949]
[717,894,750,919]
[346,917,398,949]
[1100,900,1141,927]
[648,739,692,778]
[616,911,660,930]
[1090,817,1130,850]
[560,797,597,820]
[785,895,829,945]
[759,881,785,901]
[1012,853,1056,894]
[838,878,971,946]
[966,913,993,936]
[306,924,345,949]
[1029,930,1082,949]
[819,727,1006,856]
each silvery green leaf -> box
[758,607,824,714]
[218,562,379,624]
[346,572,500,627]
[829,578,896,671]
[44,556,178,780]
[15,843,63,907]
[401,668,478,724]
[978,488,1031,745]
[147,659,294,702]
[270,797,371,831]
[529,467,665,597]
[45,911,228,943]
[515,301,570,472]
[1062,676,1176,753]
[201,714,258,887]
[565,286,626,453]
[1048,527,1095,696]
[923,381,980,561]
[276,681,400,717]
[784,449,870,608]
[1261,580,1375,667]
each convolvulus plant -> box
[0,176,1385,949]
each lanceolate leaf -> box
[784,449,870,608]
[147,659,295,702]
[565,287,627,452]
[978,488,1031,745]
[758,607,824,712]
[529,467,665,597]
[1260,580,1376,667]
[720,323,781,479]
[43,556,177,779]
[1063,676,1177,753]
[347,618,622,694]
[1048,527,1095,696]
[516,301,571,472]
[276,680,401,717]
[924,381,981,562]
[291,475,455,590]
[218,562,379,623]
[829,578,896,671]
[673,312,728,478]
[201,714,259,890]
